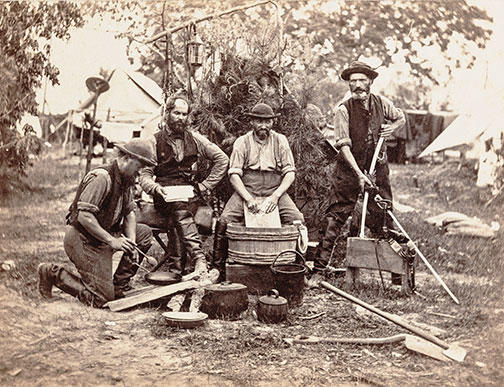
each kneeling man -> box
[38,139,157,307]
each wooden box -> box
[345,237,413,294]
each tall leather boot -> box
[174,210,207,275]
[38,263,104,307]
[211,220,228,283]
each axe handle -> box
[321,281,449,350]
[360,136,385,238]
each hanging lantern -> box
[187,26,204,67]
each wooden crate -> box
[345,237,413,294]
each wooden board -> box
[225,263,275,295]
[104,280,198,312]
[346,237,404,273]
[243,198,281,228]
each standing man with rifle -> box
[139,93,229,276]
[308,61,405,287]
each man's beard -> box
[254,128,270,141]
[350,85,371,101]
[167,117,186,134]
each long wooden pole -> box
[360,136,385,237]
[145,0,279,44]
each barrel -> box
[226,224,298,265]
[271,250,307,307]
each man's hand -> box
[358,172,374,193]
[379,124,394,138]
[246,197,261,214]
[261,194,279,214]
[110,235,136,254]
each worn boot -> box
[211,220,228,283]
[174,210,207,275]
[38,263,59,299]
[38,263,102,307]
[113,253,141,297]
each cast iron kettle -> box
[256,289,288,324]
[199,281,248,319]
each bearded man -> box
[139,94,229,276]
[211,102,304,281]
[38,139,157,306]
[309,61,405,286]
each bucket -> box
[270,250,306,307]
[226,224,298,265]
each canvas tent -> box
[418,90,504,159]
[72,68,163,143]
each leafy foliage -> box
[83,0,492,108]
[0,0,82,194]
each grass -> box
[1,149,503,385]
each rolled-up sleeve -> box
[77,171,111,214]
[333,105,352,150]
[277,134,296,175]
[138,136,159,195]
[192,132,229,190]
[381,96,405,123]
[228,136,246,177]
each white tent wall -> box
[418,89,504,159]
[73,69,163,144]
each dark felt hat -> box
[114,138,156,167]
[245,103,280,119]
[341,61,379,81]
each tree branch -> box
[145,0,279,44]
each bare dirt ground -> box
[1,156,503,386]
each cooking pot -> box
[256,289,288,324]
[145,271,182,286]
[199,281,248,319]
[162,311,208,329]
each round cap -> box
[341,61,379,81]
[245,103,279,119]
[114,138,156,167]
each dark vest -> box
[338,94,384,171]
[153,130,199,186]
[66,161,126,242]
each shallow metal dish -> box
[162,312,208,329]
[145,271,182,286]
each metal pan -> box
[145,271,182,286]
[162,312,208,329]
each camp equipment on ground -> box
[257,289,288,323]
[284,334,449,361]
[271,250,307,307]
[199,281,249,319]
[162,311,208,328]
[320,281,466,362]
[144,271,182,286]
